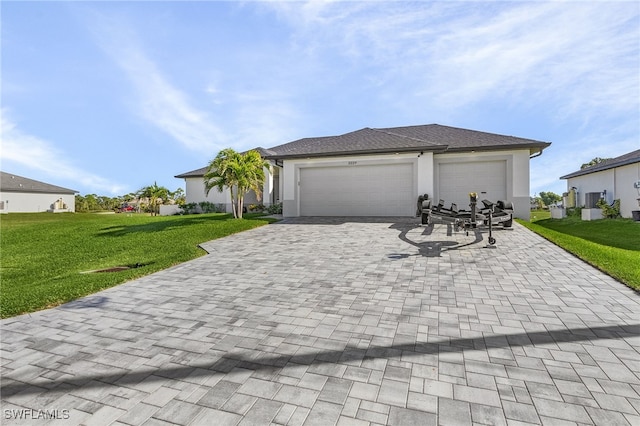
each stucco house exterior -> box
[176,124,551,220]
[560,149,640,219]
[175,147,274,213]
[0,171,77,213]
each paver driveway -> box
[1,218,639,426]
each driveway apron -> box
[1,218,639,425]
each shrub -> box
[597,199,621,218]
[267,203,283,214]
[181,202,199,215]
[249,203,266,212]
[567,207,582,218]
[198,201,214,213]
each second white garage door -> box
[300,163,415,216]
[438,161,507,208]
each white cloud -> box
[87,13,225,155]
[267,1,639,121]
[231,90,302,150]
[0,111,126,194]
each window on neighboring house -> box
[0,201,5,210]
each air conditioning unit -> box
[634,181,640,189]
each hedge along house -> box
[176,124,551,220]
[0,171,77,213]
[560,149,640,219]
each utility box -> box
[582,208,603,221]
[550,207,566,219]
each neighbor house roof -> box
[0,172,77,194]
[560,149,640,180]
[176,124,551,177]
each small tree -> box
[539,191,562,207]
[581,157,611,170]
[203,149,271,219]
[171,188,186,206]
[596,198,621,218]
[234,150,271,219]
[137,182,170,216]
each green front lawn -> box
[519,216,640,290]
[0,212,275,318]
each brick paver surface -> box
[1,218,639,425]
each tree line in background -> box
[74,148,271,218]
[531,191,563,210]
[75,183,185,214]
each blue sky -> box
[2,1,639,197]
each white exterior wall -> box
[433,149,531,220]
[616,163,640,217]
[183,166,274,213]
[281,149,532,219]
[0,191,76,213]
[566,162,640,218]
[417,152,434,198]
[184,177,232,212]
[566,170,614,208]
[260,164,278,206]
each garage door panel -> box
[438,161,506,208]
[300,163,414,216]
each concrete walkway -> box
[1,218,639,425]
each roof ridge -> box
[560,148,640,180]
[371,127,445,147]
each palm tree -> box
[204,148,241,218]
[138,182,170,216]
[204,149,270,219]
[234,150,270,219]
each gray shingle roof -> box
[267,128,444,158]
[377,124,549,151]
[174,166,209,179]
[175,124,551,177]
[0,172,77,194]
[175,147,276,178]
[266,124,550,159]
[560,149,640,179]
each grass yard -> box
[519,215,640,290]
[529,209,551,222]
[0,212,275,318]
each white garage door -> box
[438,161,506,208]
[300,163,415,216]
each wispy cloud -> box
[0,111,126,194]
[268,1,639,122]
[87,12,225,155]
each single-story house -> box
[176,124,551,220]
[560,149,640,219]
[0,171,77,213]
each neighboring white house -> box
[176,124,551,220]
[560,149,640,219]
[0,171,77,213]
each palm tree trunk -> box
[230,187,237,218]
